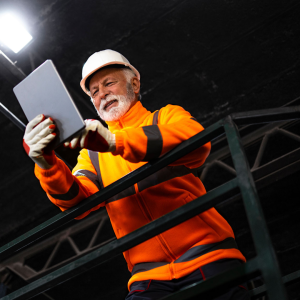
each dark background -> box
[0,0,299,299]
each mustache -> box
[100,95,122,110]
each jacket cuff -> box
[34,155,59,179]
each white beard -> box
[91,83,135,122]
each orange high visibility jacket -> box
[35,101,246,289]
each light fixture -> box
[0,12,32,53]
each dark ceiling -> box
[0,0,300,299]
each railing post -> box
[223,115,287,300]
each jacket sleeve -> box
[35,149,104,220]
[113,104,211,168]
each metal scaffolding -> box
[0,100,299,299]
[1,102,300,290]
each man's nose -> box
[99,86,109,100]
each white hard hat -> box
[80,49,140,95]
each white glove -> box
[23,114,57,170]
[64,119,116,152]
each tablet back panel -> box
[13,60,85,149]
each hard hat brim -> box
[80,61,140,95]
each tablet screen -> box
[13,60,85,150]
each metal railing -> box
[1,103,300,299]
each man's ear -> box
[131,77,140,95]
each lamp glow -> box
[0,13,32,53]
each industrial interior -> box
[0,0,300,299]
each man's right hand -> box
[23,114,57,170]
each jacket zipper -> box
[134,184,176,261]
[157,232,177,261]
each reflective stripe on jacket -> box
[35,101,245,289]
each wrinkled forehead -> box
[86,65,129,91]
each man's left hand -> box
[64,119,116,152]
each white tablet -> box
[13,60,85,150]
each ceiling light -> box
[0,12,32,53]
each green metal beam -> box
[223,116,288,300]
[231,105,300,125]
[250,269,300,298]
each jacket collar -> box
[106,101,151,132]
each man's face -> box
[89,68,137,122]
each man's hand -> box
[64,119,116,152]
[23,114,56,170]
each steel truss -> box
[200,119,300,203]
[0,210,114,282]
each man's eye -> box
[93,90,98,97]
[107,82,114,86]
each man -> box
[23,50,249,299]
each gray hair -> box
[122,68,141,101]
